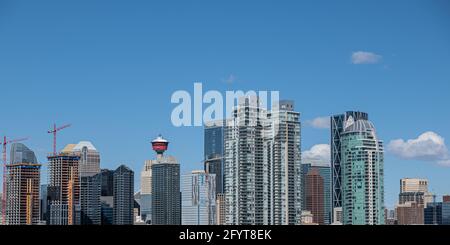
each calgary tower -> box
[151,135,169,158]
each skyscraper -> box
[224,97,268,225]
[6,144,41,225]
[47,144,80,225]
[331,111,368,222]
[204,120,225,195]
[305,168,325,225]
[396,202,424,225]
[399,178,433,208]
[425,202,443,225]
[267,100,302,225]
[72,141,100,177]
[40,184,48,222]
[140,160,152,223]
[113,165,134,225]
[443,198,450,225]
[216,193,226,225]
[224,98,301,225]
[340,115,384,225]
[151,136,181,225]
[302,163,332,225]
[182,170,216,225]
[10,143,38,164]
[80,174,101,225]
[100,169,114,225]
[400,178,428,193]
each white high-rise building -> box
[224,97,301,225]
[181,170,216,225]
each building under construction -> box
[47,144,80,225]
[6,163,41,225]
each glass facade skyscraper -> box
[341,116,384,225]
[10,143,38,164]
[331,111,368,223]
[113,165,134,225]
[80,174,101,225]
[302,163,332,224]
[442,201,450,225]
[151,156,181,225]
[181,170,216,225]
[424,202,442,225]
[204,120,225,195]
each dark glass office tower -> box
[80,174,101,225]
[100,169,114,225]
[10,143,38,164]
[113,165,134,225]
[204,121,224,195]
[152,160,181,225]
[330,111,368,223]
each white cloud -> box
[306,116,330,129]
[351,51,382,64]
[302,144,330,166]
[438,159,450,167]
[387,131,450,166]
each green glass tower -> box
[341,116,384,225]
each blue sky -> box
[1,0,449,208]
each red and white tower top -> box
[152,135,169,156]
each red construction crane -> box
[47,123,71,156]
[2,136,28,224]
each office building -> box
[399,178,432,208]
[113,165,134,225]
[400,178,428,193]
[40,184,48,222]
[216,194,226,225]
[443,201,450,225]
[331,111,368,220]
[71,141,100,177]
[340,115,384,225]
[181,170,216,225]
[140,160,152,223]
[302,163,331,224]
[151,136,181,225]
[305,168,325,225]
[80,174,101,225]
[396,202,424,225]
[204,120,225,195]
[100,169,114,225]
[425,202,442,225]
[10,143,38,164]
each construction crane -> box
[47,123,71,156]
[2,136,28,224]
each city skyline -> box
[1,0,450,211]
